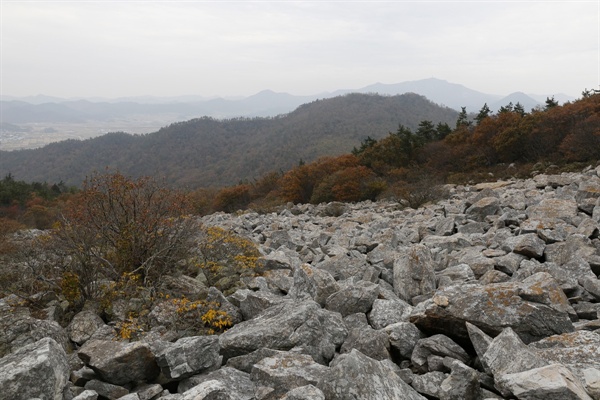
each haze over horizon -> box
[1,1,599,100]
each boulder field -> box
[2,165,600,399]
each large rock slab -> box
[0,298,70,357]
[0,337,69,400]
[178,366,255,399]
[496,364,592,400]
[410,281,574,344]
[466,197,501,221]
[532,331,600,385]
[250,351,329,397]
[482,328,548,378]
[78,340,159,385]
[288,264,340,307]
[219,300,347,364]
[317,349,427,400]
[155,335,221,380]
[527,198,578,221]
[324,280,379,317]
[394,244,436,303]
[410,334,470,373]
[67,311,106,346]
[367,298,413,329]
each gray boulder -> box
[325,280,379,317]
[496,364,592,400]
[532,331,600,386]
[84,380,129,399]
[483,327,548,379]
[288,263,340,307]
[72,390,99,400]
[394,244,436,303]
[505,233,546,258]
[439,359,482,400]
[178,366,255,399]
[411,371,447,398]
[0,337,69,400]
[384,322,424,360]
[527,198,578,221]
[410,334,470,373]
[318,349,427,400]
[219,300,347,364]
[280,384,325,400]
[0,298,70,357]
[466,197,501,221]
[367,298,413,329]
[250,351,329,397]
[340,317,391,361]
[67,311,106,346]
[78,340,159,385]
[155,335,221,380]
[179,379,229,400]
[410,281,574,344]
[239,290,286,320]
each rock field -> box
[2,165,600,399]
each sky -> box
[1,0,599,99]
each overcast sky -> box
[1,1,599,99]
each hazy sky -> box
[1,1,599,98]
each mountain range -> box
[1,78,575,125]
[0,93,459,188]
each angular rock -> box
[159,274,209,300]
[250,352,329,397]
[178,366,255,399]
[506,233,546,258]
[528,198,578,221]
[420,233,472,252]
[68,311,106,346]
[436,263,476,285]
[532,331,600,385]
[0,337,69,400]
[519,272,577,319]
[225,348,281,373]
[410,282,574,344]
[180,379,229,400]
[0,298,70,357]
[155,335,221,380]
[239,290,286,320]
[219,300,347,365]
[132,383,163,400]
[580,276,600,301]
[314,252,372,282]
[318,349,427,400]
[439,359,482,400]
[340,320,391,361]
[410,371,447,398]
[384,322,424,360]
[72,390,99,400]
[410,334,470,373]
[288,264,340,307]
[325,280,379,317]
[497,364,592,400]
[466,197,501,222]
[280,384,325,400]
[84,380,129,400]
[394,244,436,303]
[465,322,492,367]
[78,340,159,385]
[367,298,413,329]
[482,328,548,378]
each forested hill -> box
[0,93,458,188]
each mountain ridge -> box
[1,78,575,124]
[0,93,458,188]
